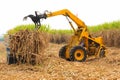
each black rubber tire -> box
[59,45,67,59]
[70,46,87,62]
[7,54,14,65]
[99,48,106,58]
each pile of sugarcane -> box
[9,30,49,65]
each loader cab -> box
[75,27,83,36]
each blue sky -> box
[0,0,120,34]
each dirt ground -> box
[0,42,120,80]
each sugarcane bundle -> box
[9,30,49,65]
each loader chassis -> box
[44,9,106,61]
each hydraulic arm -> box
[45,9,87,29]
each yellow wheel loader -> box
[37,9,107,62]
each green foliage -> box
[39,25,51,32]
[7,24,34,34]
[7,24,51,34]
[7,20,120,35]
[88,20,120,32]
[7,24,73,35]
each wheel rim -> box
[74,50,84,60]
